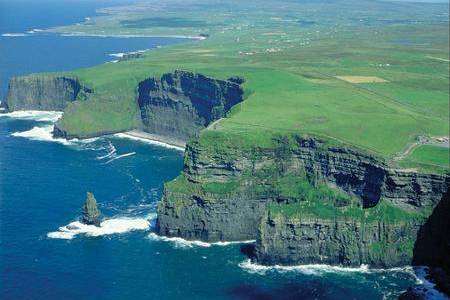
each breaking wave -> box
[12,125,71,145]
[4,111,101,147]
[413,266,448,300]
[108,49,149,58]
[26,28,44,34]
[1,110,63,122]
[147,233,255,248]
[11,124,98,146]
[1,33,28,37]
[238,259,417,277]
[147,233,212,248]
[96,141,117,160]
[103,152,136,164]
[47,213,155,240]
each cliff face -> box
[157,135,449,266]
[137,70,244,143]
[255,212,422,267]
[4,75,91,111]
[4,70,243,141]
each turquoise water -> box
[0,1,422,299]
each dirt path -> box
[393,136,449,161]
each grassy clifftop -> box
[43,0,449,171]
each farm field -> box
[48,0,449,171]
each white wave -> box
[147,233,255,248]
[109,52,126,58]
[114,133,184,151]
[47,215,153,240]
[96,141,116,160]
[26,28,44,34]
[211,240,256,246]
[412,266,448,300]
[58,32,204,40]
[11,125,72,145]
[238,259,417,276]
[1,110,63,122]
[108,49,149,58]
[148,233,212,248]
[1,33,28,37]
[104,152,136,164]
[11,124,98,146]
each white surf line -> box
[47,217,152,240]
[103,152,136,164]
[238,259,421,276]
[1,33,28,37]
[108,49,149,58]
[11,125,72,145]
[10,121,99,147]
[147,232,255,248]
[57,32,206,40]
[114,132,185,152]
[26,28,44,34]
[0,110,63,122]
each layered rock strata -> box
[137,70,244,142]
[4,75,91,111]
[157,135,449,267]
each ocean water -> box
[0,1,427,299]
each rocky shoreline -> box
[4,70,450,297]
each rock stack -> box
[81,192,101,226]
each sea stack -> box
[81,192,101,226]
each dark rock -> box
[399,286,431,300]
[4,75,91,112]
[81,192,101,226]
[156,135,449,267]
[413,188,450,272]
[137,70,244,142]
[118,52,144,61]
[227,76,245,85]
[255,212,421,267]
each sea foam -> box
[4,111,100,146]
[147,232,255,248]
[412,266,448,300]
[238,259,418,276]
[47,215,153,240]
[11,125,72,145]
[1,110,63,122]
[11,124,97,146]
[96,141,117,160]
[104,152,136,164]
[1,33,28,37]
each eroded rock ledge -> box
[156,135,449,267]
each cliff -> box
[137,70,244,143]
[4,75,91,112]
[157,134,449,267]
[5,70,448,269]
[255,208,422,267]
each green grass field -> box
[48,0,448,171]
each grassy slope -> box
[51,0,448,170]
